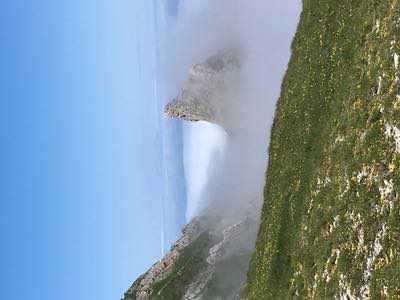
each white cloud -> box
[162,0,301,221]
[183,122,227,219]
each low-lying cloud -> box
[161,0,301,221]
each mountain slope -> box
[123,206,260,300]
[242,1,400,299]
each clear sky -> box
[0,1,177,299]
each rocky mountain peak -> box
[163,49,240,127]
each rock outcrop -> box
[123,202,259,300]
[163,49,240,127]
[207,219,250,266]
[183,267,215,300]
[123,50,261,300]
[123,218,202,300]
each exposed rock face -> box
[123,218,202,300]
[123,201,260,300]
[207,219,250,266]
[164,49,240,127]
[182,218,255,300]
[183,267,215,300]
[123,50,261,300]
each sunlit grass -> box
[242,1,400,299]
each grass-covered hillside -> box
[123,219,254,300]
[123,232,213,300]
[242,1,400,299]
[150,232,212,300]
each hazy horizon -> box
[1,1,187,299]
[2,0,301,298]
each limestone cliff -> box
[163,49,240,127]
[122,202,259,300]
[123,219,202,300]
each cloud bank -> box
[161,0,301,221]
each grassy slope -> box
[242,1,400,299]
[123,232,212,300]
[151,232,212,300]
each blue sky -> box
[164,0,180,16]
[0,1,183,299]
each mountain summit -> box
[163,49,240,128]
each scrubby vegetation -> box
[123,232,213,300]
[151,232,212,299]
[203,253,252,299]
[242,1,400,299]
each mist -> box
[161,0,301,224]
[159,6,302,292]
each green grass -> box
[242,1,400,299]
[202,253,251,299]
[150,232,212,300]
[122,232,212,300]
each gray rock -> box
[123,217,202,300]
[164,49,240,128]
